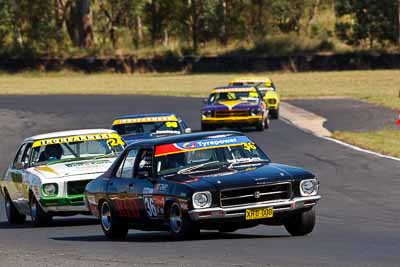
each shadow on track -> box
[0,217,99,229]
[51,231,289,243]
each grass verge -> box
[0,70,399,110]
[333,130,400,158]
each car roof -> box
[24,129,116,142]
[230,77,272,84]
[214,85,255,90]
[115,113,176,120]
[126,131,243,148]
[211,85,258,94]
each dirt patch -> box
[280,102,332,137]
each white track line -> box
[321,136,400,162]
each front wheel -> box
[284,208,316,236]
[100,201,128,240]
[270,109,279,120]
[30,195,52,227]
[168,203,200,239]
[4,192,26,224]
[255,119,266,131]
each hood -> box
[30,158,115,179]
[202,100,260,111]
[167,162,314,190]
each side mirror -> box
[184,128,192,134]
[15,162,25,170]
[202,98,208,104]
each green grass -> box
[333,130,400,158]
[0,70,399,109]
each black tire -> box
[100,201,128,240]
[255,119,266,131]
[30,195,52,227]
[4,192,26,224]
[168,203,200,240]
[284,208,316,236]
[264,116,270,130]
[270,109,279,120]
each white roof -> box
[25,129,116,142]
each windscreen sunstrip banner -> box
[155,135,253,157]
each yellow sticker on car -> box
[242,142,256,151]
[112,116,177,125]
[165,121,178,128]
[33,133,124,148]
[245,207,274,220]
[212,87,257,93]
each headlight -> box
[42,183,58,196]
[268,99,277,104]
[300,179,318,196]
[192,191,212,209]
[201,110,213,118]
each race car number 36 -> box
[144,197,158,217]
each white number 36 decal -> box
[144,197,157,217]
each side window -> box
[13,143,27,168]
[22,143,32,166]
[179,119,188,130]
[118,149,139,179]
[115,155,125,178]
[135,149,154,177]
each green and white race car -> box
[0,129,125,226]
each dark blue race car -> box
[111,113,191,144]
[85,131,321,240]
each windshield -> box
[208,91,259,104]
[113,121,182,136]
[155,135,270,176]
[30,133,125,166]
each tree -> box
[270,0,306,34]
[336,0,397,47]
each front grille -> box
[215,110,249,118]
[220,182,292,207]
[67,180,91,196]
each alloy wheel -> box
[101,202,112,231]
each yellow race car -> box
[229,77,280,119]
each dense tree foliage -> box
[0,0,398,56]
[336,0,398,47]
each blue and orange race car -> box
[201,86,270,131]
[111,113,191,144]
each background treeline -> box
[0,0,399,58]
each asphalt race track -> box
[287,98,397,132]
[0,95,399,267]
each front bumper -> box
[40,195,89,213]
[44,205,89,213]
[189,195,320,221]
[202,116,262,125]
